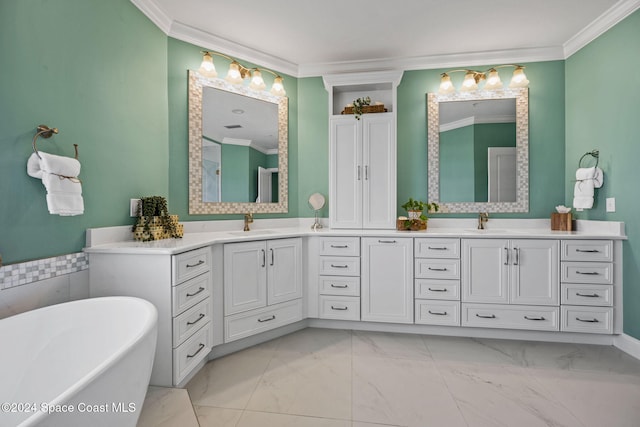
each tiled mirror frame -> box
[188,70,289,215]
[427,88,529,213]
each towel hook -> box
[578,150,599,168]
[32,125,78,159]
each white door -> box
[330,117,362,228]
[256,167,278,203]
[224,241,267,315]
[267,238,303,305]
[488,147,516,202]
[510,239,559,305]
[202,140,221,202]
[362,114,396,229]
[462,239,509,303]
[361,237,413,323]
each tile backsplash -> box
[0,252,88,290]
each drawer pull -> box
[257,315,276,323]
[378,240,397,243]
[504,247,510,265]
[428,267,448,272]
[524,315,546,321]
[428,287,447,292]
[514,247,520,266]
[576,271,599,275]
[476,313,496,319]
[186,260,205,268]
[330,244,349,248]
[270,248,274,266]
[187,313,205,326]
[187,343,206,359]
[331,305,348,311]
[331,264,349,269]
[427,246,448,250]
[186,287,205,297]
[330,284,349,288]
[576,249,600,253]
[261,249,266,267]
[576,317,599,323]
[428,310,448,316]
[576,292,600,298]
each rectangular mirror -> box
[427,89,529,213]
[188,70,288,214]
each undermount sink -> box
[228,229,276,236]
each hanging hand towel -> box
[572,167,604,211]
[27,152,84,216]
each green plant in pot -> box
[352,96,371,120]
[132,196,182,241]
[400,198,439,230]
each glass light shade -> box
[249,70,266,91]
[270,76,286,96]
[484,69,503,90]
[438,74,455,94]
[199,53,218,78]
[225,62,244,85]
[509,67,530,88]
[460,71,479,91]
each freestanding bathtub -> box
[0,296,158,427]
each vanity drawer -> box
[561,262,613,284]
[415,259,460,280]
[415,300,460,326]
[172,272,211,315]
[173,298,212,347]
[561,240,613,262]
[173,321,212,385]
[173,247,211,284]
[415,279,460,300]
[319,237,360,256]
[319,256,360,276]
[224,299,303,342]
[319,276,360,296]
[319,295,360,321]
[561,306,613,334]
[415,238,460,259]
[561,283,613,306]
[462,303,559,331]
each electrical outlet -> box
[606,197,616,213]
[130,198,140,217]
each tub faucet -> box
[243,213,253,231]
[478,212,489,230]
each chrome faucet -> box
[243,213,254,231]
[478,212,489,230]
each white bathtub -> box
[0,296,157,427]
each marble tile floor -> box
[137,328,640,427]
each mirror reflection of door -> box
[202,139,221,202]
[488,147,516,202]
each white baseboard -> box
[614,333,640,360]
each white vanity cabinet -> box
[329,114,396,229]
[223,238,303,342]
[361,237,413,324]
[89,246,213,387]
[317,236,361,321]
[461,239,560,331]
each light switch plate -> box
[606,197,616,212]
[130,198,140,217]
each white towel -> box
[27,152,84,216]
[572,167,604,211]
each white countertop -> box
[83,218,626,256]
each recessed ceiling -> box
[132,0,639,76]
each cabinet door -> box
[362,114,396,229]
[267,238,303,305]
[510,239,559,305]
[329,116,362,228]
[224,241,267,315]
[462,239,509,303]
[361,237,413,323]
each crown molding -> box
[564,0,640,58]
[130,0,172,34]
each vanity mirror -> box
[188,70,288,214]
[427,88,529,213]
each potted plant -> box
[399,198,439,230]
[352,96,371,120]
[132,196,183,241]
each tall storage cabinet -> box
[324,71,403,230]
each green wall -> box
[0,0,168,264]
[474,122,517,202]
[565,9,640,338]
[440,126,475,202]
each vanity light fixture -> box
[439,65,529,94]
[198,51,286,96]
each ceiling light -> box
[198,51,286,96]
[438,65,528,94]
